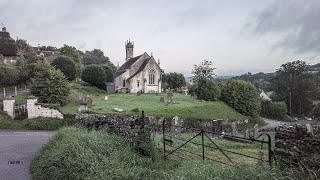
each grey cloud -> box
[251,0,320,54]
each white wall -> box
[27,98,63,119]
[3,98,15,118]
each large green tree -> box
[221,80,260,117]
[59,44,83,76]
[81,65,107,89]
[162,72,186,90]
[52,56,77,81]
[195,79,220,101]
[0,65,20,86]
[30,60,70,105]
[272,60,318,116]
[192,60,216,83]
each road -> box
[260,118,319,131]
[0,130,53,180]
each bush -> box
[220,80,260,117]
[311,103,320,120]
[195,79,220,101]
[52,56,77,81]
[101,64,114,82]
[0,65,20,86]
[260,101,288,120]
[81,65,107,89]
[30,60,70,105]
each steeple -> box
[125,40,134,61]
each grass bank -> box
[62,89,247,120]
[31,127,302,180]
[0,113,76,130]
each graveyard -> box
[61,91,247,120]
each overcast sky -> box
[1,0,319,76]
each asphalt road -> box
[0,130,53,180]
[260,118,319,131]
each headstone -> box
[78,103,87,112]
[105,96,108,100]
[166,88,174,103]
[170,116,183,137]
[114,108,124,112]
[253,124,259,138]
[212,120,222,138]
[231,122,238,136]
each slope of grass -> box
[62,92,247,120]
[31,127,300,180]
[0,113,76,130]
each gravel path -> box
[0,130,53,180]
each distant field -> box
[62,92,246,120]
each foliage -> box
[192,60,216,83]
[260,101,288,120]
[82,49,110,65]
[195,79,220,101]
[30,60,70,105]
[59,44,83,76]
[231,72,274,91]
[0,32,17,56]
[31,127,302,180]
[16,38,33,56]
[272,60,318,116]
[162,72,186,90]
[220,80,261,117]
[0,65,20,86]
[81,65,107,89]
[311,103,320,120]
[61,92,246,120]
[0,113,76,130]
[101,64,115,82]
[39,45,57,51]
[52,56,77,81]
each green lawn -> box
[62,93,247,120]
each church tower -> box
[125,40,134,61]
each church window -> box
[123,79,126,87]
[148,69,156,85]
[137,80,140,87]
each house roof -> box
[260,92,271,101]
[114,54,143,77]
[126,58,150,82]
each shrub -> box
[195,79,220,101]
[81,65,107,89]
[30,60,70,105]
[220,80,260,117]
[101,64,114,82]
[0,65,20,86]
[311,103,320,120]
[52,56,77,81]
[260,101,288,120]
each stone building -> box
[114,40,162,93]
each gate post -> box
[163,119,166,159]
[201,130,205,161]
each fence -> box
[162,119,273,166]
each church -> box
[114,40,162,93]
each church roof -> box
[126,58,150,82]
[114,54,143,77]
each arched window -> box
[148,69,156,85]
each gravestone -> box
[231,122,238,136]
[85,95,93,108]
[170,116,183,137]
[105,96,108,100]
[166,88,174,103]
[212,120,222,138]
[253,124,259,138]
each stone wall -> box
[76,113,151,155]
[26,97,63,119]
[275,124,320,168]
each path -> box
[0,130,53,180]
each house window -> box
[137,80,140,87]
[123,79,126,87]
[148,69,156,85]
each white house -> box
[114,40,162,93]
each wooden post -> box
[15,86,17,96]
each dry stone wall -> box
[76,113,151,155]
[275,124,320,168]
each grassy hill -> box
[62,84,246,120]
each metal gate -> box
[162,120,273,166]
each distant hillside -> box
[309,63,320,71]
[229,72,275,91]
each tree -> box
[0,65,20,87]
[59,44,83,76]
[52,56,77,81]
[195,79,220,101]
[81,65,107,89]
[192,60,216,83]
[220,80,261,117]
[16,38,33,56]
[162,72,186,90]
[30,60,70,105]
[272,60,318,116]
[101,65,115,82]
